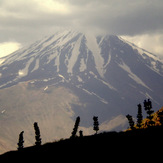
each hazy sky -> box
[0,0,163,58]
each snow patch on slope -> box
[119,36,163,75]
[31,58,40,72]
[118,61,151,90]
[81,88,108,104]
[18,57,34,77]
[68,35,82,74]
[104,54,111,69]
[79,58,86,72]
[85,33,104,77]
[0,59,5,65]
[89,71,116,91]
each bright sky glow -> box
[35,0,71,14]
[0,42,21,58]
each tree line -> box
[126,99,163,129]
[17,98,163,150]
[17,116,99,150]
[17,122,41,150]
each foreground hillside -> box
[1,125,163,161]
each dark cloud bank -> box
[0,0,163,45]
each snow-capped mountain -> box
[0,30,163,153]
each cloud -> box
[0,0,73,44]
[63,0,163,35]
[36,0,71,14]
[1,0,163,36]
[121,33,163,59]
[0,0,163,57]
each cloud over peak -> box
[0,0,163,58]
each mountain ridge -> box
[1,31,162,80]
[0,30,163,154]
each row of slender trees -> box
[17,122,41,150]
[70,116,99,138]
[17,98,162,150]
[126,99,163,129]
[17,116,99,150]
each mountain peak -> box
[0,30,163,154]
[1,30,162,82]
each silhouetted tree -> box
[17,131,24,150]
[137,104,143,128]
[143,99,155,126]
[34,122,41,146]
[93,116,99,134]
[126,114,135,130]
[79,130,83,137]
[71,116,80,138]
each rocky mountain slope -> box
[0,30,162,153]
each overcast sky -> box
[0,0,163,59]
